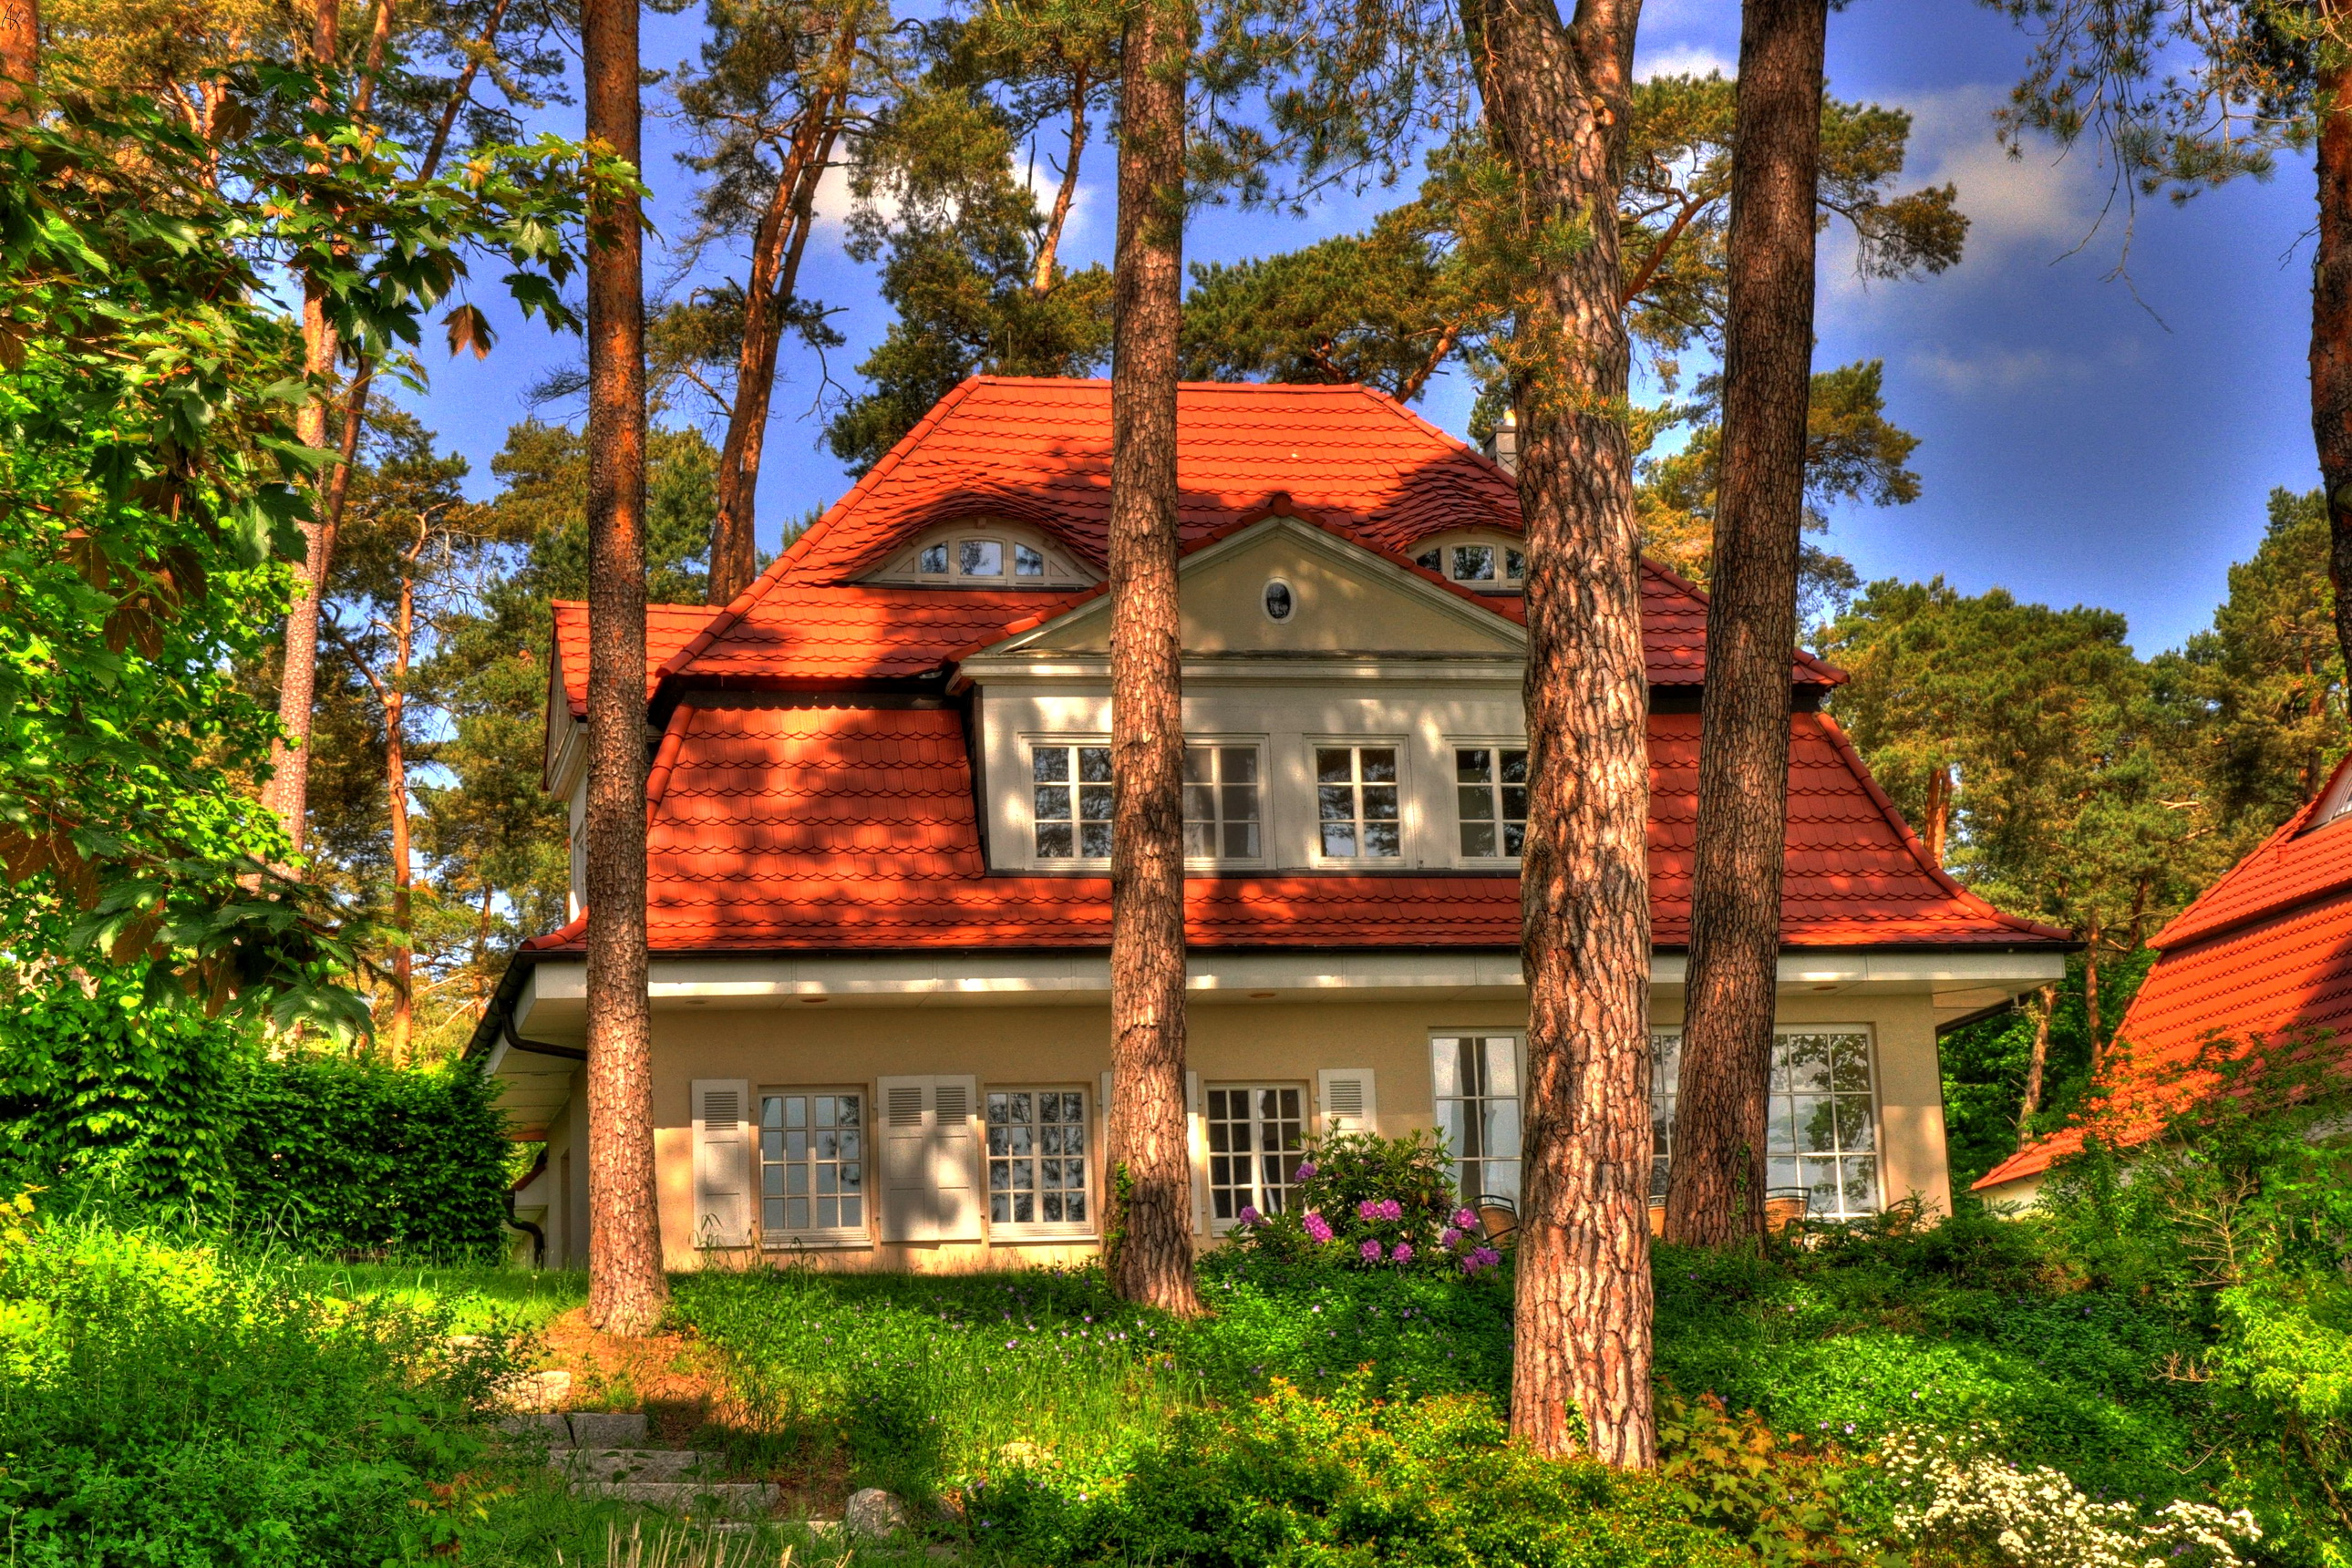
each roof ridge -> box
[1639,558,1848,687]
[2150,758,2352,949]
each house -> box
[478,377,2070,1271]
[1973,754,2352,1208]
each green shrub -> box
[0,1199,511,1566]
[966,1376,1747,1567]
[224,1054,511,1262]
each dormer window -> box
[1413,533,1526,592]
[872,522,1097,589]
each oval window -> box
[1263,579,1295,623]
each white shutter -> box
[879,1075,932,1242]
[931,1075,983,1241]
[1317,1068,1378,1135]
[1186,1070,1206,1234]
[691,1078,752,1248]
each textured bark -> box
[2317,27,2352,686]
[2017,983,2056,1129]
[263,0,347,860]
[1665,0,1826,1253]
[707,21,859,606]
[384,568,413,1063]
[1105,0,1200,1320]
[1923,763,1949,867]
[1462,0,1653,1467]
[583,0,669,1336]
[0,0,35,123]
[2081,923,2103,1078]
[1032,78,1091,294]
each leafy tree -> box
[823,62,1113,474]
[665,0,892,600]
[2150,487,2347,846]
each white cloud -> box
[1635,41,1734,83]
[808,146,1095,247]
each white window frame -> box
[756,1088,872,1248]
[1309,738,1409,865]
[1651,1026,1884,1221]
[984,1086,1097,1240]
[1026,738,1114,864]
[1414,535,1526,590]
[1202,1081,1309,1233]
[1182,738,1270,868]
[1430,1033,1523,1208]
[1449,740,1529,864]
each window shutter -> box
[691,1078,752,1248]
[931,1075,983,1241]
[1186,1070,1206,1234]
[1317,1068,1378,1136]
[879,1075,932,1242]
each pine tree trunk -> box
[263,0,346,860]
[2316,4,2352,685]
[1665,0,1826,1253]
[1924,763,1948,867]
[1460,0,1653,1468]
[1105,0,1201,1320]
[583,0,669,1337]
[387,567,414,1066]
[1032,80,1089,294]
[707,22,858,605]
[2017,982,2055,1129]
[2081,929,2102,1079]
[0,0,36,122]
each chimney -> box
[1480,407,1518,475]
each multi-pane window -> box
[1431,1036,1521,1207]
[759,1092,864,1238]
[1033,745,1113,859]
[1415,542,1527,588]
[1205,1085,1306,1224]
[1651,1030,1880,1220]
[1455,747,1528,859]
[985,1090,1089,1227]
[1183,746,1262,859]
[1315,746,1401,859]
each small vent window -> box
[1015,543,1046,577]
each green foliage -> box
[1654,1393,1885,1566]
[222,1054,511,1262]
[0,1205,515,1566]
[968,1377,1748,1567]
[0,968,510,1259]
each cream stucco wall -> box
[514,989,1955,1274]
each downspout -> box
[505,1189,547,1268]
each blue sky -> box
[404,0,2324,655]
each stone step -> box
[495,1411,651,1448]
[577,1480,780,1517]
[555,1449,717,1482]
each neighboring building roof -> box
[520,704,2065,957]
[1975,758,2352,1193]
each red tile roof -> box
[521,704,2061,957]
[1975,761,2352,1192]
[635,379,1842,694]
[550,602,718,719]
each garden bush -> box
[0,971,511,1261]
[1221,1130,1504,1277]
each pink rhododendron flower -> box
[1390,1242,1413,1264]
[1379,1199,1404,1221]
[1238,1206,1261,1226]
[1439,1227,1461,1247]
[1452,1207,1479,1231]
[1356,1200,1378,1222]
[1359,1238,1383,1261]
[1303,1212,1334,1243]
[1295,1161,1317,1181]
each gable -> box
[1015,518,1524,659]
